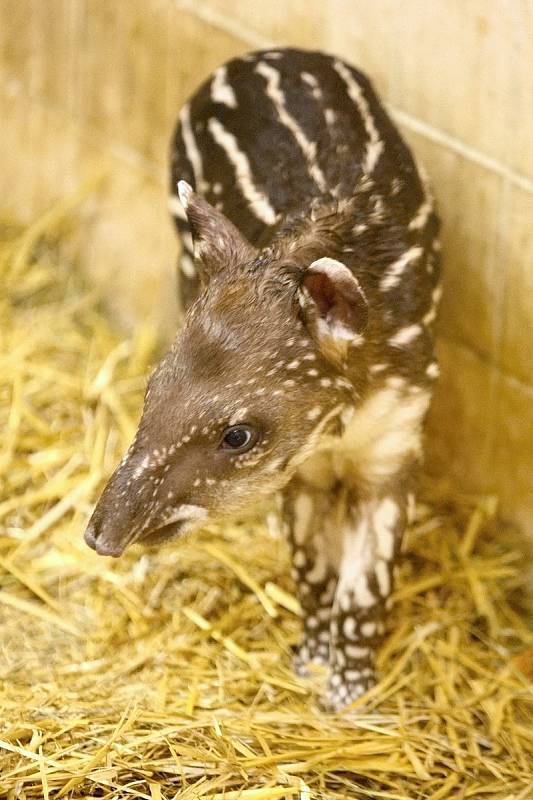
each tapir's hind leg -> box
[283,471,412,711]
[327,487,408,710]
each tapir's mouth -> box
[137,509,209,548]
[137,520,186,547]
[84,518,187,557]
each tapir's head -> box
[84,182,369,557]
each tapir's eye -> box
[220,424,258,453]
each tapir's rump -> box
[86,48,441,709]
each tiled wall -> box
[1,1,532,533]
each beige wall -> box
[1,1,532,533]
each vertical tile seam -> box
[484,175,511,472]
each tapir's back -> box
[170,49,426,248]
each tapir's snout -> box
[83,442,210,557]
[83,519,126,558]
[83,460,141,558]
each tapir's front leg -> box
[282,481,342,674]
[326,488,408,711]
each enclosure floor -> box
[1,205,532,799]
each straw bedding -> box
[1,200,532,800]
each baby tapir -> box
[85,47,441,710]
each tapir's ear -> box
[177,181,256,281]
[298,257,368,365]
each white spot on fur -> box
[337,516,376,610]
[343,617,357,638]
[211,65,237,108]
[345,644,369,659]
[345,669,362,682]
[375,559,391,596]
[391,177,402,195]
[180,230,194,253]
[380,246,423,292]
[386,376,407,390]
[370,363,388,374]
[265,456,283,473]
[256,61,326,192]
[432,284,443,305]
[293,493,313,545]
[207,117,277,226]
[336,377,353,391]
[426,362,440,379]
[361,621,376,637]
[423,306,437,326]
[333,60,383,174]
[340,406,355,428]
[302,72,323,102]
[132,455,150,480]
[229,408,248,424]
[389,324,423,348]
[374,498,398,560]
[408,198,433,230]
[179,107,206,191]
[306,406,322,421]
[305,547,328,583]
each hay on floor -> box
[0,200,532,800]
